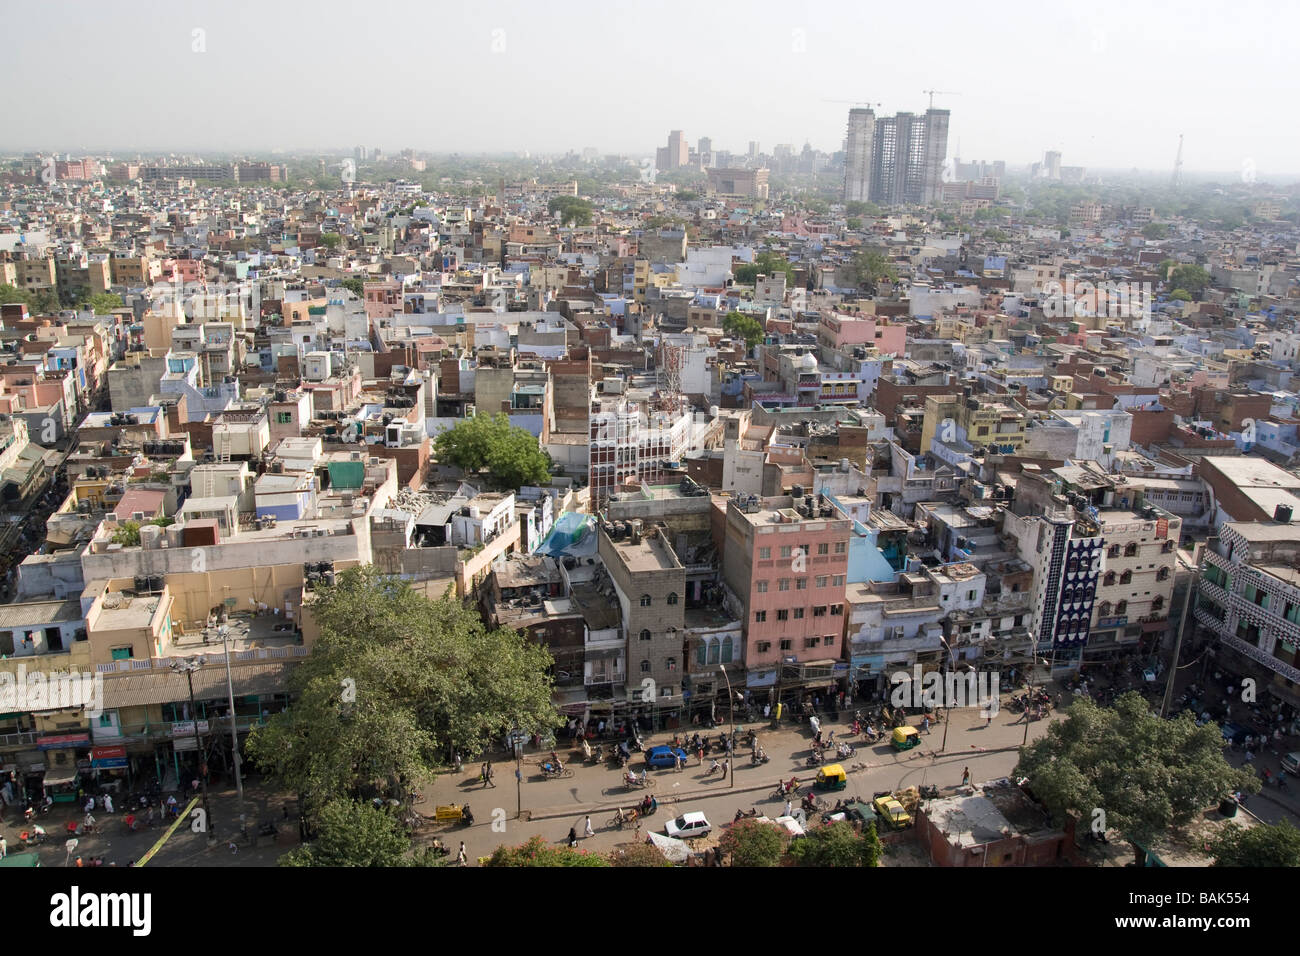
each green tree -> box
[838,249,897,292]
[0,283,61,316]
[77,292,124,315]
[607,842,673,867]
[340,278,365,297]
[786,819,882,867]
[1168,264,1211,295]
[433,413,552,490]
[111,521,141,547]
[675,190,700,202]
[547,196,593,225]
[845,200,881,217]
[1156,259,1178,281]
[722,311,765,349]
[319,233,343,250]
[1210,819,1300,867]
[1169,289,1192,302]
[280,798,410,867]
[485,836,611,867]
[1014,693,1258,866]
[246,567,556,824]
[733,250,794,284]
[846,217,863,231]
[1141,223,1168,240]
[717,819,788,867]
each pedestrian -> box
[567,826,578,848]
[0,835,6,858]
[103,794,113,814]
[584,815,594,839]
[697,745,704,764]
[456,842,467,866]
[784,799,792,817]
[84,796,94,814]
[921,716,931,734]
[166,794,178,818]
[486,762,495,788]
[675,753,682,773]
[83,812,96,833]
[961,767,971,787]
[986,712,993,727]
[720,758,728,779]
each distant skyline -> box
[3,0,1297,177]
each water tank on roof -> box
[1277,504,1294,524]
[791,484,805,499]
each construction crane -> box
[922,89,959,110]
[822,98,882,109]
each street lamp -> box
[718,664,736,789]
[214,624,246,841]
[169,657,214,845]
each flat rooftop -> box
[609,529,680,572]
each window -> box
[757,580,769,593]
[640,629,651,641]
[1098,601,1112,617]
[759,547,771,560]
[777,609,789,621]
[696,642,708,667]
[275,412,293,424]
[831,604,843,616]
[1103,571,1116,587]
[640,660,651,673]
[813,605,827,617]
[755,611,767,623]
[1120,570,1132,585]
[967,590,976,601]
[98,712,113,727]
[1124,543,1138,557]
[1116,600,1128,615]
[666,657,677,671]
[779,639,793,651]
[834,542,846,554]
[111,647,132,661]
[720,635,733,664]
[640,594,652,607]
[1107,545,1120,558]
[756,641,772,653]
[1151,596,1164,612]
[779,579,791,591]
[796,579,808,590]
[833,575,845,586]
[667,592,678,605]
[780,546,792,559]
[793,608,805,619]
[1156,567,1170,582]
[816,576,828,588]
[817,543,829,555]
[1161,540,1175,553]
[804,637,820,648]
[824,635,835,648]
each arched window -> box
[639,629,652,641]
[706,639,720,665]
[1067,557,1079,574]
[640,659,651,673]
[1116,600,1128,615]
[1157,567,1170,581]
[1124,543,1138,557]
[721,635,734,664]
[1107,545,1120,558]
[1120,570,1132,585]
[696,642,707,667]
[667,592,679,605]
[640,594,652,607]
[1103,571,1116,587]
[1098,601,1112,617]
[1152,595,1165,612]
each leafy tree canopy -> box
[486,835,611,867]
[547,196,593,226]
[1014,692,1257,865]
[0,283,61,317]
[280,798,412,867]
[246,566,556,821]
[717,819,788,867]
[433,413,552,490]
[845,200,881,217]
[319,233,343,250]
[786,820,882,867]
[722,311,765,349]
[1167,264,1211,294]
[1211,819,1300,867]
[733,250,794,285]
[340,277,365,297]
[78,292,124,315]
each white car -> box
[664,811,712,839]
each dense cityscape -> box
[1,6,1297,899]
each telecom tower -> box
[1171,134,1184,190]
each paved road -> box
[420,702,1055,862]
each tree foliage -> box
[547,196,593,225]
[485,836,611,867]
[836,249,897,292]
[340,278,365,297]
[785,820,882,867]
[319,233,343,250]
[722,311,765,349]
[607,842,674,867]
[0,282,61,316]
[280,798,411,867]
[1169,289,1192,302]
[845,200,881,217]
[1141,223,1168,240]
[1210,819,1300,867]
[433,412,552,490]
[1167,264,1210,295]
[1014,693,1258,864]
[733,250,794,285]
[246,567,556,822]
[78,292,124,315]
[717,819,788,867]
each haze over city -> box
[3,0,1298,176]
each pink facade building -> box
[722,494,852,694]
[818,313,907,356]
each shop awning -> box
[42,766,78,786]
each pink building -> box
[159,259,204,284]
[722,495,851,697]
[817,313,907,356]
[364,279,402,321]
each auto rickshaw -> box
[814,763,848,792]
[891,726,921,751]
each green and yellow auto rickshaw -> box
[891,726,921,751]
[815,764,848,792]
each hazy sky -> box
[4,0,1297,176]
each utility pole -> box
[171,658,215,845]
[217,625,246,841]
[1162,552,1201,718]
[719,664,736,789]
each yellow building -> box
[921,393,1026,454]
